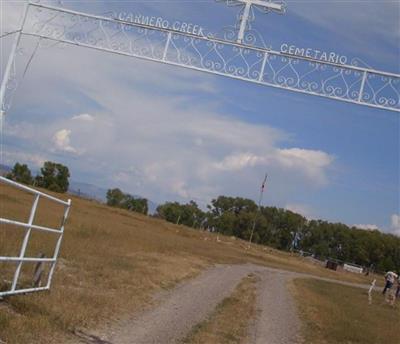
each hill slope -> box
[0,183,380,343]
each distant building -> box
[343,263,363,274]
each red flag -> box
[261,173,268,192]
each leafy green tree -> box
[122,195,148,215]
[156,200,205,227]
[35,161,70,193]
[183,201,205,228]
[156,202,182,223]
[207,196,258,238]
[107,188,148,215]
[6,162,33,185]
[106,188,125,207]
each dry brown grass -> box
[0,183,384,343]
[182,273,258,344]
[292,278,400,344]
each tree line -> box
[6,161,70,193]
[155,196,400,273]
[5,162,149,215]
[6,162,398,272]
[106,188,148,215]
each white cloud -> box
[277,148,333,169]
[213,148,334,186]
[353,215,400,236]
[52,129,77,154]
[389,214,400,236]
[1,150,46,168]
[353,224,379,231]
[285,203,314,219]
[2,4,336,206]
[72,113,94,122]
[276,148,334,185]
[4,37,335,201]
[214,152,263,171]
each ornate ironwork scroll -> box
[5,2,400,112]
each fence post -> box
[33,253,45,287]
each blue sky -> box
[1,0,399,234]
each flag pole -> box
[248,173,268,248]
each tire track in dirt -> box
[246,268,302,344]
[102,264,256,344]
[75,264,372,344]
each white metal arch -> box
[1,1,399,115]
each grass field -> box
[292,278,400,344]
[0,183,387,343]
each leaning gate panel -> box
[0,176,71,297]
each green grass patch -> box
[293,278,399,344]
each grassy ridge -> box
[0,184,384,343]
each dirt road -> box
[104,265,256,344]
[75,264,372,344]
[246,268,302,344]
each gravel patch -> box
[247,268,302,344]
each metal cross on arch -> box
[219,0,285,43]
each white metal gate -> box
[0,176,71,297]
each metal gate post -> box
[46,199,71,289]
[0,1,30,116]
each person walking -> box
[382,271,398,294]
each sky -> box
[1,0,399,235]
